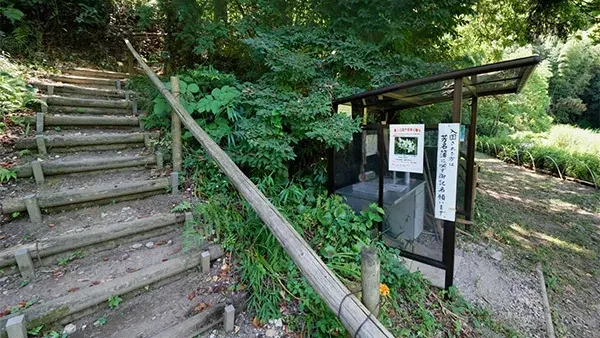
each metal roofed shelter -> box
[328,56,540,289]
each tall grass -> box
[479,125,600,185]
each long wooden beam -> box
[124,39,394,338]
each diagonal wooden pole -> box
[124,39,395,338]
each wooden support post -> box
[6,314,28,338]
[41,97,48,114]
[170,77,183,172]
[361,247,380,317]
[132,100,138,116]
[14,248,34,279]
[201,251,211,273]
[116,79,122,90]
[185,212,193,223]
[224,304,235,333]
[536,263,556,338]
[36,112,44,134]
[155,151,164,169]
[47,85,54,96]
[24,194,42,225]
[170,171,179,195]
[128,49,134,75]
[35,135,47,156]
[31,160,44,185]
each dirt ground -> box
[469,153,600,337]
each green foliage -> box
[57,250,85,266]
[172,200,192,212]
[475,48,554,137]
[479,125,600,183]
[107,295,122,309]
[27,325,44,336]
[93,316,107,327]
[539,34,600,124]
[0,55,36,118]
[0,167,16,183]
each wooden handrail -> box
[124,39,395,338]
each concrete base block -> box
[224,304,235,333]
[6,314,27,338]
[184,212,193,223]
[24,194,43,225]
[15,248,34,279]
[201,251,210,274]
[31,160,45,185]
[35,135,47,155]
[171,171,179,195]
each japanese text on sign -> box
[435,123,460,221]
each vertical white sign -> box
[388,124,425,173]
[435,123,460,221]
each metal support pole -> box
[170,77,182,172]
[465,96,478,221]
[442,220,456,290]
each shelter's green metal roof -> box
[333,56,540,112]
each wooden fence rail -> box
[124,39,395,338]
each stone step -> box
[61,67,129,79]
[13,152,159,178]
[30,80,130,99]
[0,212,186,271]
[0,177,172,215]
[49,75,126,89]
[43,95,132,109]
[0,245,224,336]
[15,131,151,152]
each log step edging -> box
[44,115,139,127]
[43,95,132,109]
[0,245,224,336]
[14,154,157,178]
[0,177,171,214]
[30,80,131,99]
[47,106,132,115]
[61,67,129,79]
[49,74,127,87]
[15,132,151,150]
[0,213,185,269]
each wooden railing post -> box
[170,76,182,172]
[361,247,380,317]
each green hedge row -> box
[477,136,599,187]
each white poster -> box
[388,124,425,173]
[435,123,460,221]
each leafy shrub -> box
[0,55,35,117]
[142,65,360,179]
[479,125,600,184]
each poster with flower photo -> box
[388,124,425,173]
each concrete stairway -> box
[0,68,241,337]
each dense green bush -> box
[0,55,36,130]
[478,125,600,184]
